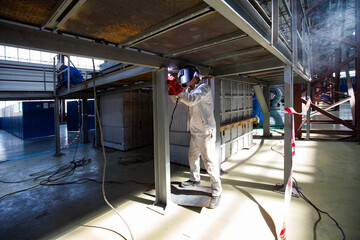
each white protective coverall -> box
[174,82,222,197]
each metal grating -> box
[0,0,57,26]
[134,12,240,54]
[59,0,203,43]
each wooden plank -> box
[220,117,257,132]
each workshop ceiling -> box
[60,0,203,43]
[0,0,57,26]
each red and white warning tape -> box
[280,97,311,240]
[61,113,94,149]
[61,132,80,149]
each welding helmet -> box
[177,66,200,87]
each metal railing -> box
[0,60,55,92]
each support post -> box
[53,96,62,156]
[355,0,360,141]
[306,82,311,140]
[212,77,222,166]
[263,85,270,137]
[253,85,270,137]
[283,65,293,186]
[67,56,70,91]
[81,98,89,144]
[294,83,302,138]
[53,54,63,157]
[152,68,171,212]
[95,96,101,147]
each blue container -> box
[23,102,55,139]
[67,100,95,131]
[0,101,54,139]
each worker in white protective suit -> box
[168,66,222,209]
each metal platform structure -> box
[0,0,357,210]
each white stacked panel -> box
[220,80,253,162]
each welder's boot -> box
[180,180,200,188]
[209,195,221,209]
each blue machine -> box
[253,86,284,128]
[67,100,95,131]
[60,65,83,85]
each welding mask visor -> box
[178,66,199,87]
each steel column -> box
[81,98,89,144]
[294,83,302,138]
[283,65,293,186]
[152,68,171,210]
[253,85,270,137]
[67,56,70,91]
[212,77,222,166]
[306,82,311,140]
[355,0,360,141]
[263,85,270,137]
[54,96,62,156]
[95,96,101,147]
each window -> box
[0,45,104,69]
[0,45,5,60]
[18,48,30,62]
[5,46,18,61]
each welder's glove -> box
[168,74,184,96]
[168,87,176,95]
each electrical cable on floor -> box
[270,140,346,240]
[292,177,346,240]
[92,59,134,240]
[0,157,150,200]
[81,225,127,239]
[0,185,41,201]
[0,179,33,183]
[270,140,284,157]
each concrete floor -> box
[1,124,360,240]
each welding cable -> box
[92,59,134,240]
[81,225,127,239]
[0,156,150,202]
[292,177,346,240]
[0,179,33,183]
[0,162,64,183]
[169,98,179,130]
[40,178,150,186]
[270,140,284,157]
[0,185,41,201]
